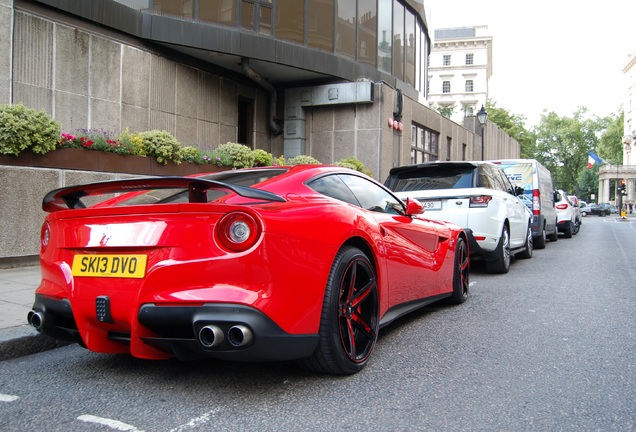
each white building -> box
[428,26,492,125]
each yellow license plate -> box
[71,254,148,278]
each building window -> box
[275,0,304,44]
[462,143,467,161]
[465,80,473,92]
[443,54,450,66]
[377,0,392,73]
[442,81,450,93]
[336,0,356,58]
[405,10,415,86]
[464,106,474,117]
[411,124,439,163]
[197,0,236,25]
[392,0,404,81]
[308,0,334,51]
[358,0,377,66]
[465,53,473,65]
[446,136,452,161]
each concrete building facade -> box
[597,51,636,206]
[0,0,520,262]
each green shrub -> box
[139,130,182,164]
[180,146,204,164]
[0,104,61,155]
[252,149,274,167]
[210,142,255,168]
[118,129,146,156]
[335,156,373,176]
[287,155,321,165]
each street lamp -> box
[476,105,488,161]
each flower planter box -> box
[0,149,225,176]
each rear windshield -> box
[114,168,288,206]
[387,166,475,192]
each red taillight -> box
[532,189,541,215]
[470,195,492,207]
[40,222,50,253]
[556,203,569,210]
[216,212,261,252]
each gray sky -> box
[426,0,636,127]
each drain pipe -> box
[241,58,283,135]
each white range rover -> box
[385,161,533,274]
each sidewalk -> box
[0,265,65,360]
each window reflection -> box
[358,0,376,67]
[377,0,392,73]
[308,0,334,51]
[276,0,305,44]
[336,0,356,59]
[392,0,403,81]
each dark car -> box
[588,203,611,216]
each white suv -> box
[555,190,579,237]
[385,161,533,274]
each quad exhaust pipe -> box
[27,310,45,330]
[197,324,253,349]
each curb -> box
[0,326,70,361]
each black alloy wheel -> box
[448,237,469,304]
[299,246,379,375]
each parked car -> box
[588,203,611,216]
[567,195,583,230]
[385,161,532,274]
[580,201,590,217]
[28,165,470,375]
[555,190,578,237]
[489,159,558,249]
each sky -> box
[425,0,636,128]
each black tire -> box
[572,219,580,235]
[563,222,573,238]
[516,224,533,259]
[298,246,379,375]
[534,228,546,249]
[485,225,510,274]
[547,223,558,242]
[448,237,469,304]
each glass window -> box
[443,54,451,66]
[442,81,450,93]
[336,0,356,59]
[260,2,272,35]
[153,0,194,18]
[241,1,254,30]
[466,53,473,65]
[275,0,304,44]
[198,0,236,25]
[308,174,361,207]
[388,165,475,192]
[392,0,404,81]
[377,0,392,73]
[465,80,473,92]
[308,0,334,51]
[340,174,403,215]
[405,11,415,86]
[358,0,377,66]
[415,21,421,91]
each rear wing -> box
[42,176,286,213]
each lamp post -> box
[476,105,488,161]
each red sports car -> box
[28,165,469,374]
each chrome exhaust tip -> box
[198,325,224,348]
[227,325,253,347]
[27,310,45,330]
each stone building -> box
[0,0,520,262]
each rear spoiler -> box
[42,176,286,213]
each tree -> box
[597,110,624,164]
[532,107,605,194]
[436,104,454,119]
[485,100,536,158]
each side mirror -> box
[515,186,524,196]
[404,197,424,216]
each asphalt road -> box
[1,216,635,431]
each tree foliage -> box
[597,111,624,164]
[532,107,606,194]
[485,100,536,158]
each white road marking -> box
[78,414,144,431]
[0,394,19,402]
[169,408,220,432]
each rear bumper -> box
[463,228,498,261]
[28,294,318,362]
